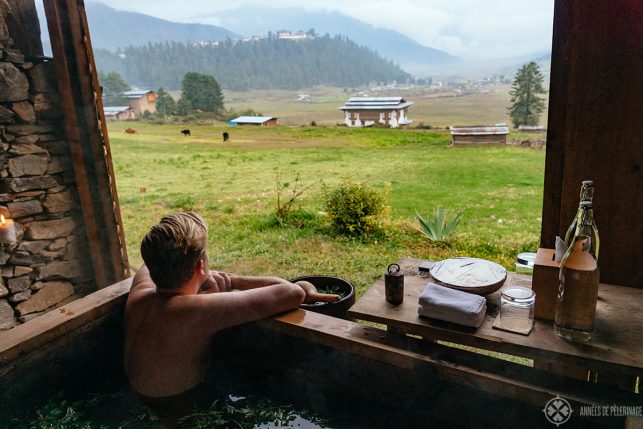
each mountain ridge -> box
[206,6,459,72]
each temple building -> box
[338,96,413,128]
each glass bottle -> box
[555,203,600,342]
[564,181,599,259]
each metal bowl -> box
[291,275,355,319]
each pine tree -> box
[508,62,547,128]
[176,97,192,116]
[156,87,176,116]
[181,72,224,112]
[99,71,131,106]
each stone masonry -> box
[0,1,94,330]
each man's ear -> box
[197,259,206,276]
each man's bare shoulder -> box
[129,266,156,295]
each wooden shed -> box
[449,125,509,145]
[518,125,545,133]
[103,106,135,122]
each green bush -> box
[323,176,390,236]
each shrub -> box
[274,168,318,225]
[416,208,462,243]
[323,176,390,236]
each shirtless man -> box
[124,212,305,423]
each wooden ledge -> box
[259,309,639,413]
[0,277,132,366]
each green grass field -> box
[109,122,545,296]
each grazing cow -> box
[181,129,191,136]
[223,132,229,142]
[124,128,137,134]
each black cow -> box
[223,132,229,142]
[181,129,191,136]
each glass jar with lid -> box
[494,286,536,335]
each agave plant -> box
[416,208,462,242]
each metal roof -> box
[123,90,154,98]
[103,106,132,115]
[449,125,510,135]
[348,96,404,102]
[518,125,545,131]
[230,116,276,123]
[338,96,413,110]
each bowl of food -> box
[291,275,355,319]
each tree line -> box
[93,34,411,91]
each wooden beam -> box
[541,0,643,287]
[43,0,130,289]
[4,0,43,56]
[0,277,131,367]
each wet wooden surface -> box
[348,258,643,377]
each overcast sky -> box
[92,0,554,59]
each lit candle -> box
[0,214,16,245]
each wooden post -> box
[43,0,129,288]
[4,0,43,56]
[541,0,643,288]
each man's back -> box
[124,265,306,398]
[124,268,212,397]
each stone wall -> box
[0,1,95,330]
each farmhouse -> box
[103,106,135,122]
[123,89,156,115]
[338,96,413,128]
[228,116,278,126]
[449,124,510,145]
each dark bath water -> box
[2,357,445,429]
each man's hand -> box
[199,270,232,294]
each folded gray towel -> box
[418,282,487,328]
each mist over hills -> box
[38,1,239,52]
[204,6,460,73]
[38,2,549,83]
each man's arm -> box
[199,272,295,294]
[230,275,293,290]
[187,282,305,333]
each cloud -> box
[93,0,554,59]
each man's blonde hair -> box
[140,212,208,290]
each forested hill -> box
[93,35,412,91]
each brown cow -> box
[124,128,138,134]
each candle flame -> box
[0,214,5,225]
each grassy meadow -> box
[109,121,545,296]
